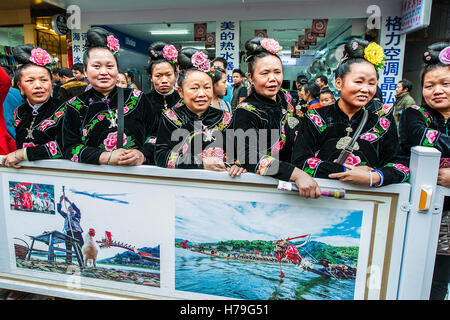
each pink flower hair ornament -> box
[29,48,57,69]
[191,51,211,72]
[438,46,450,65]
[190,51,216,76]
[106,35,120,54]
[163,44,178,64]
[260,38,282,55]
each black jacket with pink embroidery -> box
[14,97,66,161]
[231,90,302,182]
[399,104,450,164]
[61,86,157,164]
[155,104,233,169]
[291,100,410,186]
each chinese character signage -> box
[400,0,433,34]
[379,16,406,105]
[216,20,240,86]
[71,26,88,66]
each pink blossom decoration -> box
[438,46,450,65]
[71,154,79,162]
[106,35,120,53]
[103,131,127,151]
[97,114,104,121]
[308,113,323,127]
[426,129,439,144]
[222,112,232,126]
[68,96,77,104]
[202,147,225,160]
[181,143,189,154]
[271,140,285,154]
[167,159,176,168]
[163,44,178,62]
[307,157,321,169]
[40,119,56,130]
[344,153,361,166]
[23,142,36,148]
[132,89,142,97]
[393,163,409,176]
[82,129,88,137]
[165,109,178,122]
[29,48,53,66]
[381,104,391,114]
[46,141,58,156]
[379,117,390,130]
[260,38,281,54]
[360,133,377,142]
[191,51,210,72]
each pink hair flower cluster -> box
[191,51,211,72]
[260,38,282,54]
[438,46,450,65]
[29,48,54,67]
[163,44,178,63]
[107,35,120,54]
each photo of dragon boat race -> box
[175,195,368,300]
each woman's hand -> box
[1,149,25,169]
[437,168,450,188]
[291,167,321,199]
[117,149,145,166]
[203,157,227,172]
[227,165,247,178]
[328,165,380,186]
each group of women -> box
[0,25,448,299]
[1,27,449,197]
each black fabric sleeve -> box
[291,115,345,178]
[233,108,295,181]
[154,115,203,169]
[61,101,103,164]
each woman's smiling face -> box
[85,48,118,95]
[178,70,213,116]
[335,61,377,109]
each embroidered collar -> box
[27,98,49,116]
[155,87,175,97]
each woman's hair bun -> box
[178,47,207,70]
[244,37,266,60]
[423,42,449,65]
[13,44,34,65]
[85,27,111,49]
[148,41,166,60]
[343,38,370,60]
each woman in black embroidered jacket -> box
[398,42,450,300]
[292,38,410,187]
[144,42,181,160]
[232,37,320,198]
[61,27,156,166]
[1,45,65,168]
[155,47,244,177]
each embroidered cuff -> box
[371,169,384,187]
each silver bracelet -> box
[369,171,373,187]
[107,150,113,165]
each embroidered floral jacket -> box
[399,104,450,167]
[155,104,233,169]
[62,86,157,164]
[292,100,410,186]
[232,90,301,182]
[144,89,181,162]
[14,97,66,160]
